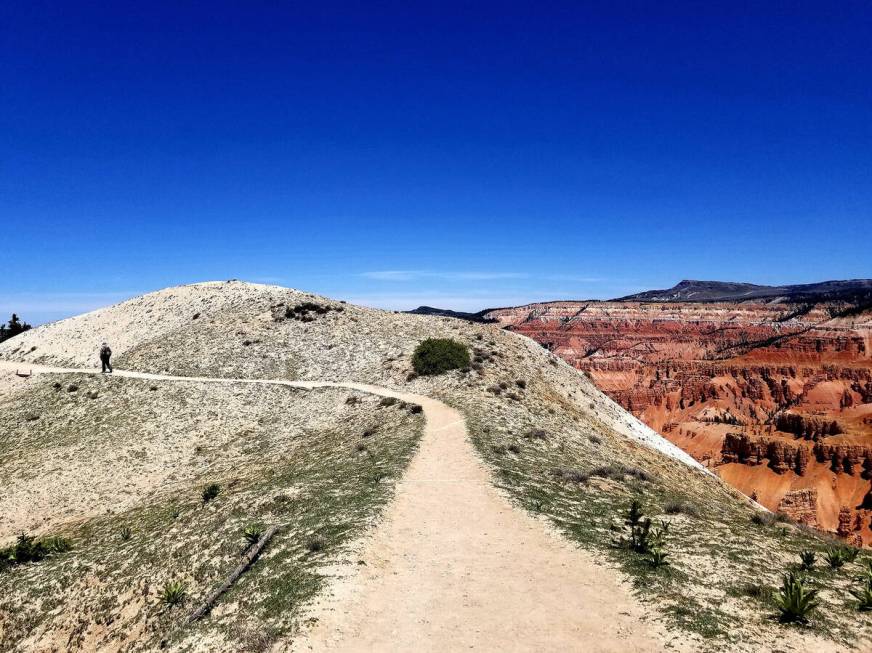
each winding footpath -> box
[1,360,665,652]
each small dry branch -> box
[187,525,278,623]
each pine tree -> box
[0,314,32,343]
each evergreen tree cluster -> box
[0,314,31,343]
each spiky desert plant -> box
[774,571,818,624]
[307,534,327,553]
[161,580,188,607]
[243,524,264,546]
[40,536,72,554]
[862,558,872,582]
[201,483,221,504]
[843,547,860,564]
[824,547,847,570]
[648,546,669,569]
[850,579,872,612]
[799,550,816,571]
[119,526,132,541]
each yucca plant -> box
[774,571,818,624]
[40,536,72,554]
[161,580,188,607]
[861,559,872,585]
[243,524,264,546]
[851,579,872,612]
[648,546,669,569]
[825,547,847,570]
[119,526,132,541]
[201,483,221,504]
[799,550,816,571]
[843,547,860,564]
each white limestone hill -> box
[0,281,864,652]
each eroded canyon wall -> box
[485,300,872,545]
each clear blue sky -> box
[2,2,870,323]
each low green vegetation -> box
[0,313,31,344]
[799,550,816,571]
[201,483,221,504]
[161,580,188,607]
[452,353,870,650]
[411,338,470,376]
[852,581,872,612]
[774,571,819,624]
[824,546,851,570]
[0,383,426,651]
[1,533,72,570]
[243,524,264,546]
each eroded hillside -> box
[1,281,870,652]
[485,300,872,546]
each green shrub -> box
[307,535,327,553]
[663,500,699,517]
[732,582,772,601]
[851,579,872,611]
[824,547,848,570]
[41,536,72,554]
[202,483,221,504]
[799,550,816,571]
[1,533,72,568]
[774,571,818,624]
[620,498,666,555]
[590,464,651,483]
[648,547,669,568]
[161,580,188,607]
[411,338,470,376]
[751,512,775,527]
[243,524,264,546]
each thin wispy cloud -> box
[345,293,538,312]
[361,270,529,282]
[540,274,606,283]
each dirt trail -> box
[1,361,666,652]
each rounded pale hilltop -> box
[0,281,868,652]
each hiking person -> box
[99,342,113,373]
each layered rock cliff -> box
[485,300,872,544]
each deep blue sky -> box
[2,2,871,323]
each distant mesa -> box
[616,278,872,303]
[406,306,496,323]
[481,277,872,546]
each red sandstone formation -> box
[485,300,872,545]
[778,489,818,527]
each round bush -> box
[412,338,470,376]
